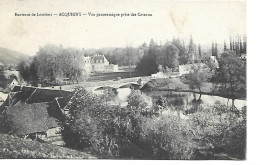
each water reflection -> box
[115,88,246,110]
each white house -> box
[84,54,118,73]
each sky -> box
[0,0,246,56]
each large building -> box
[84,54,118,73]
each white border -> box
[2,0,260,165]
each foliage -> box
[136,39,159,75]
[136,53,158,75]
[215,52,246,99]
[184,66,212,99]
[172,38,188,65]
[188,104,246,159]
[141,115,195,159]
[17,57,38,84]
[127,90,148,110]
[136,39,184,75]
[35,45,85,83]
[17,60,30,82]
[156,42,179,70]
[63,87,246,160]
[64,87,121,157]
[100,88,117,103]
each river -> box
[116,88,246,110]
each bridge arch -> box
[118,83,141,90]
[92,86,117,95]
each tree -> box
[173,38,187,65]
[215,43,218,57]
[29,57,38,84]
[198,44,202,58]
[230,37,233,51]
[64,87,120,156]
[127,90,148,110]
[163,43,179,71]
[242,35,247,54]
[17,61,29,83]
[211,42,218,56]
[35,45,84,83]
[136,39,159,75]
[224,41,227,51]
[216,52,246,109]
[184,66,212,100]
[212,42,215,56]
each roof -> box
[0,87,73,116]
[55,97,68,109]
[6,103,58,135]
[20,86,37,102]
[26,88,73,104]
[0,92,21,110]
[46,117,58,129]
[91,54,107,63]
[11,86,22,92]
[2,87,37,106]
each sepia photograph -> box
[0,0,249,161]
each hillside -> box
[0,133,97,159]
[0,47,30,67]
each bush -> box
[63,87,246,159]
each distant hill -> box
[0,47,30,68]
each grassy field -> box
[86,71,142,82]
[141,77,246,100]
[142,77,214,93]
[0,133,97,159]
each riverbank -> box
[141,78,246,100]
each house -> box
[209,56,219,68]
[5,103,60,139]
[0,78,19,92]
[0,86,75,145]
[0,86,73,119]
[179,63,208,76]
[84,54,118,73]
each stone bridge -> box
[43,76,150,92]
[88,82,141,91]
[86,77,150,92]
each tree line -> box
[136,37,202,75]
[224,35,247,56]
